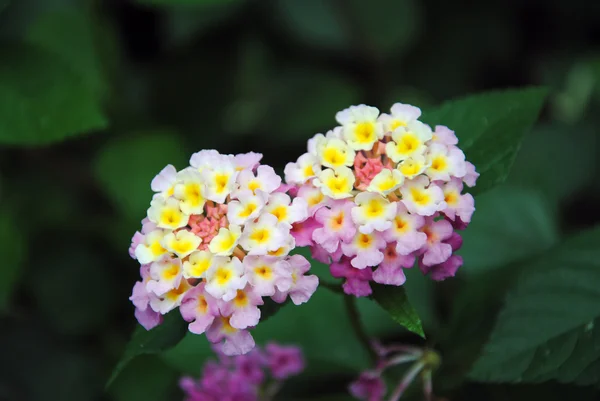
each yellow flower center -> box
[197,296,208,313]
[250,228,270,244]
[239,202,257,218]
[270,205,288,222]
[410,188,431,206]
[161,263,180,280]
[431,156,447,172]
[233,289,249,307]
[365,199,384,218]
[254,265,272,279]
[357,233,373,249]
[215,267,232,285]
[355,122,375,143]
[323,147,346,167]
[398,134,419,154]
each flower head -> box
[129,150,318,355]
[283,101,478,296]
[180,342,305,401]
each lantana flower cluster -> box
[180,342,304,401]
[129,150,318,355]
[285,103,478,296]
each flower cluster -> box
[180,342,304,401]
[129,150,318,355]
[285,103,478,296]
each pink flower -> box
[265,343,305,379]
[372,243,414,286]
[441,178,475,223]
[330,257,373,297]
[180,283,219,335]
[341,231,386,269]
[146,257,183,296]
[232,349,265,385]
[234,152,262,171]
[297,184,329,216]
[272,255,318,305]
[134,304,163,330]
[244,256,292,297]
[432,125,458,145]
[151,164,177,193]
[219,284,264,330]
[421,254,463,281]
[313,200,356,252]
[206,316,256,356]
[290,217,320,247]
[129,231,144,259]
[383,202,427,255]
[349,372,386,401]
[419,218,453,266]
[130,265,163,330]
[463,161,479,187]
[310,242,343,264]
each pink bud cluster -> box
[180,343,304,401]
[285,103,478,297]
[129,150,318,355]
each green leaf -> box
[469,225,600,384]
[108,356,179,401]
[0,42,107,145]
[0,210,25,312]
[508,123,597,204]
[275,0,420,57]
[458,186,559,274]
[371,283,425,338]
[107,311,188,388]
[421,87,548,195]
[93,131,187,220]
[25,10,111,99]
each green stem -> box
[344,295,377,363]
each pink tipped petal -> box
[373,264,407,286]
[134,307,163,330]
[422,242,453,266]
[222,330,256,356]
[289,275,319,305]
[230,305,261,330]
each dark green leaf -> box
[469,225,600,384]
[107,311,188,388]
[93,131,187,220]
[275,0,420,57]
[26,11,110,99]
[371,283,425,338]
[459,186,559,274]
[109,356,179,401]
[0,42,107,145]
[508,123,597,204]
[421,87,548,195]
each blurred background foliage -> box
[0,0,599,400]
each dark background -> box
[0,0,599,400]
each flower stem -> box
[387,361,425,401]
[344,295,377,362]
